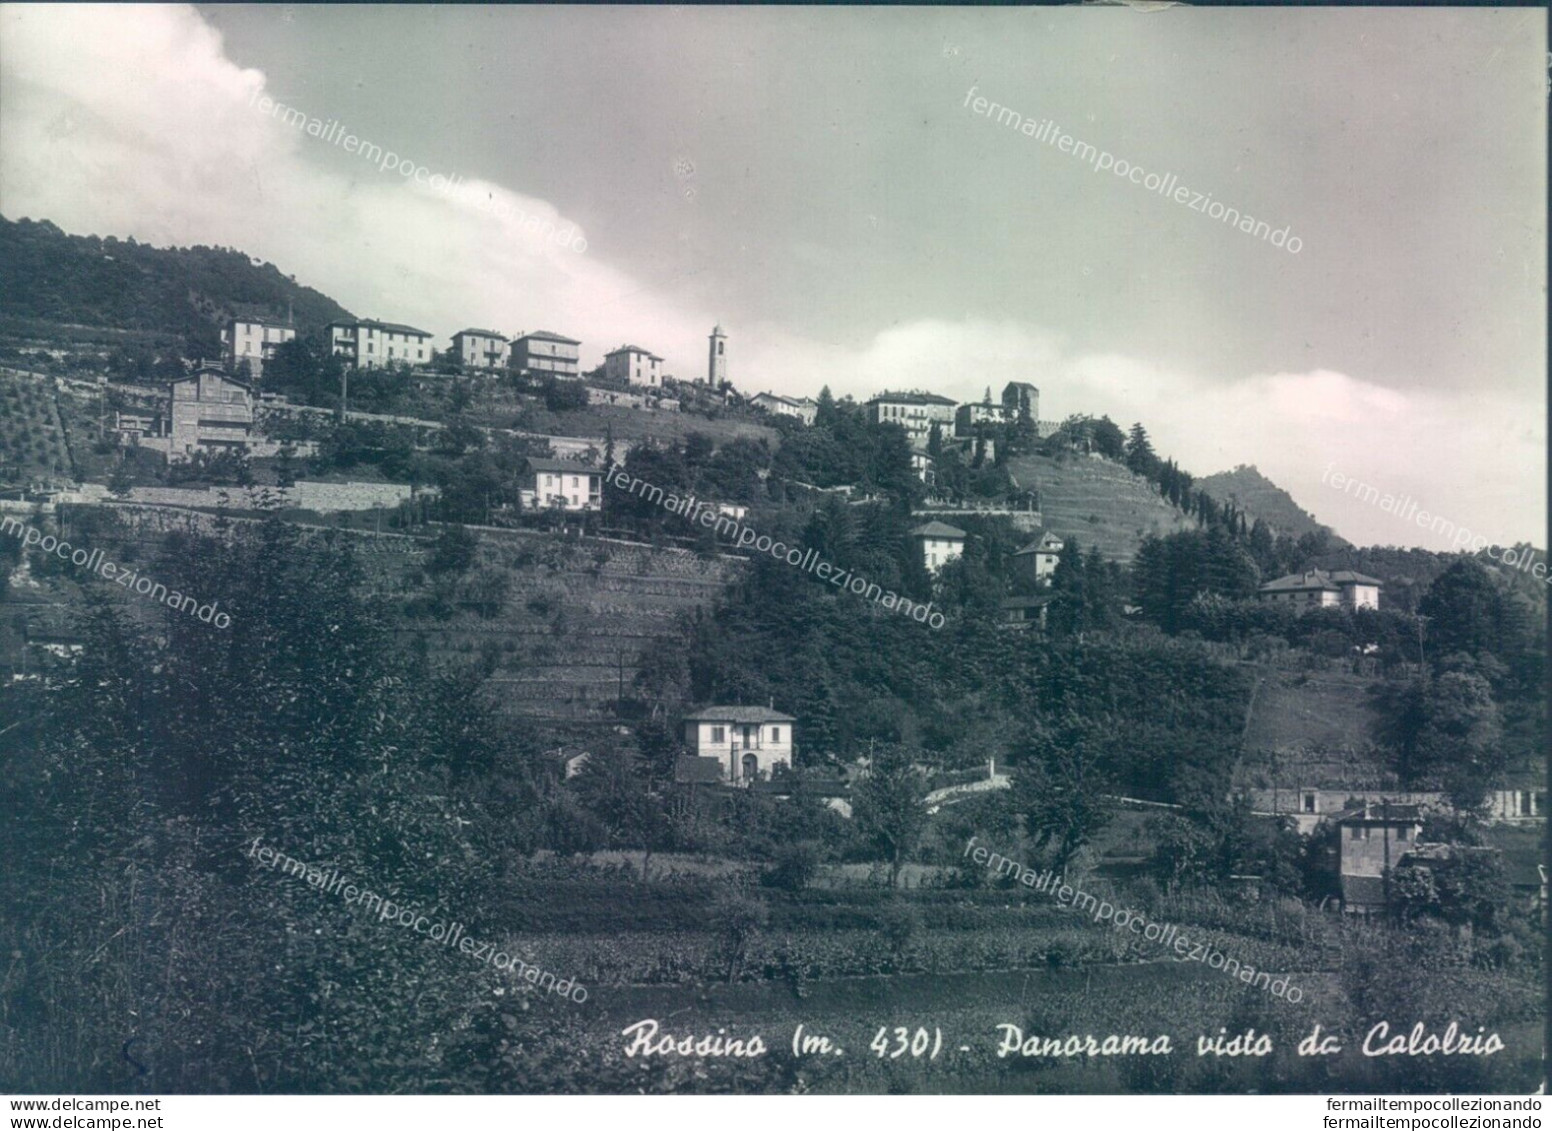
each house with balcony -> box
[520,458,602,512]
[867,391,958,444]
[327,319,434,369]
[222,316,295,379]
[166,366,255,459]
[450,329,510,370]
[683,705,795,785]
[511,331,582,378]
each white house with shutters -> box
[910,520,966,574]
[683,705,795,785]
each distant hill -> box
[1197,464,1347,546]
[0,215,353,355]
[1003,451,1198,565]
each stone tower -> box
[707,324,727,386]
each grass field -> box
[1236,668,1388,788]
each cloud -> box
[0,3,713,371]
[747,323,1544,551]
[1,5,1542,552]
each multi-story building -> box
[683,705,795,785]
[519,458,602,512]
[868,392,958,444]
[750,392,818,425]
[450,329,510,370]
[222,317,295,379]
[167,365,255,459]
[604,345,663,388]
[511,331,582,379]
[1258,569,1382,611]
[911,520,966,574]
[955,401,1010,436]
[1335,801,1424,913]
[327,319,435,369]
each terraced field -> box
[1003,451,1196,565]
[0,370,74,482]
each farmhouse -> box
[520,458,602,512]
[683,705,795,785]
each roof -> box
[606,344,663,360]
[868,391,958,407]
[1014,532,1064,555]
[910,521,967,540]
[1337,801,1424,823]
[1001,596,1053,610]
[229,315,294,330]
[683,705,796,723]
[175,368,254,392]
[1004,381,1040,392]
[675,755,725,784]
[328,319,434,337]
[452,328,507,340]
[1328,570,1383,586]
[525,458,601,475]
[1259,569,1383,593]
[514,330,581,345]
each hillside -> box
[1002,450,1197,564]
[0,216,354,355]
[1197,464,1346,545]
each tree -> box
[852,742,928,888]
[814,385,838,428]
[1091,416,1126,461]
[1012,717,1108,873]
[428,523,478,575]
[1124,423,1158,477]
[1419,561,1508,660]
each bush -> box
[762,840,820,891]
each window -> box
[1396,826,1410,841]
[710,726,725,744]
[1349,826,1366,840]
[1302,793,1316,814]
[718,341,724,355]
[771,727,781,743]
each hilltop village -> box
[0,221,1544,1093]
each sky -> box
[0,4,1545,551]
